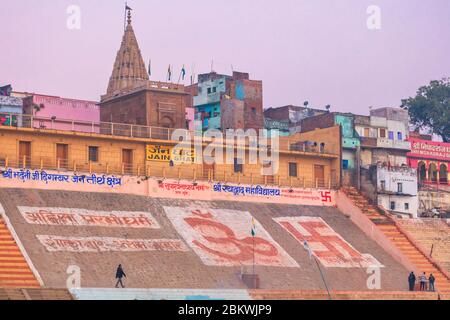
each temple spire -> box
[103,6,149,101]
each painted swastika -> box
[164,207,298,267]
[274,217,383,268]
[321,191,332,203]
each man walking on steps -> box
[115,264,126,288]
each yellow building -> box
[0,119,341,189]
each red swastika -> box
[321,191,332,203]
[279,219,363,264]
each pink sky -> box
[1,0,449,114]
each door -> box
[56,144,69,169]
[19,141,31,168]
[122,149,133,174]
[314,165,325,188]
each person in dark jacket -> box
[408,272,416,291]
[429,274,435,292]
[115,264,126,288]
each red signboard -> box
[407,138,450,161]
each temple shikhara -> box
[0,5,449,301]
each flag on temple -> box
[251,217,257,237]
[181,65,186,80]
[167,65,172,81]
[0,85,12,96]
[125,4,132,11]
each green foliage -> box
[401,78,450,142]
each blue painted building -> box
[0,95,23,127]
[193,71,263,131]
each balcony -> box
[193,92,221,106]
[377,138,411,150]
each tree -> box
[401,78,450,142]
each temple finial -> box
[127,9,132,25]
[125,3,132,25]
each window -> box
[397,182,403,193]
[404,203,409,211]
[343,160,349,170]
[380,129,386,138]
[397,132,403,140]
[88,146,99,162]
[380,180,386,191]
[234,158,243,173]
[388,131,394,140]
[212,87,217,93]
[289,162,298,177]
[364,128,370,137]
[252,107,256,114]
[207,88,212,94]
[390,201,396,210]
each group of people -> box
[408,272,436,292]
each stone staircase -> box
[249,290,442,300]
[0,217,40,288]
[0,288,73,300]
[343,187,450,292]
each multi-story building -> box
[99,10,190,130]
[18,93,99,133]
[374,164,419,217]
[0,118,342,189]
[263,105,326,136]
[407,132,450,215]
[356,107,411,168]
[193,71,264,131]
[301,112,360,186]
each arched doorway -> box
[428,163,438,182]
[440,164,448,184]
[160,116,174,128]
[418,161,427,182]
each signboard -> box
[18,207,160,229]
[146,145,195,163]
[274,217,383,268]
[164,206,298,267]
[408,138,450,161]
[37,235,188,253]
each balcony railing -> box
[376,138,411,150]
[0,113,339,156]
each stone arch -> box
[160,116,174,128]
[418,161,427,182]
[428,162,438,182]
[440,163,448,184]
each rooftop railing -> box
[0,113,339,156]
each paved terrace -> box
[0,188,408,291]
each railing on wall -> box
[0,113,339,156]
[0,156,338,190]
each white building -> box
[376,165,418,217]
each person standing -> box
[429,274,435,292]
[115,264,126,288]
[419,272,427,291]
[408,272,416,291]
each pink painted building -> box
[21,93,100,133]
[407,136,450,185]
[185,107,195,131]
